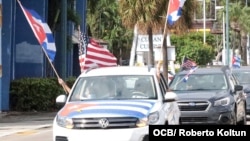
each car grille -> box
[72,117,138,129]
[178,101,210,111]
[55,136,68,141]
[180,117,208,123]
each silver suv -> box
[53,66,180,141]
[169,66,246,125]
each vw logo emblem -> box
[189,102,196,106]
[99,118,109,128]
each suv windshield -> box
[69,75,156,101]
[169,73,228,91]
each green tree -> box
[226,0,250,65]
[118,0,197,81]
[118,0,168,67]
[171,32,215,66]
[87,0,133,64]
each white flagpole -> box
[203,0,206,44]
[160,0,171,59]
[157,0,171,79]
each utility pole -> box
[226,0,230,66]
[203,0,206,44]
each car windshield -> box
[233,71,250,84]
[169,73,228,91]
[69,75,156,101]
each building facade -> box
[0,0,87,112]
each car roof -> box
[176,66,227,75]
[232,66,250,72]
[79,66,157,77]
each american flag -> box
[183,66,198,82]
[78,31,117,73]
[78,31,89,72]
[181,57,197,71]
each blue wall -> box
[15,0,48,79]
[0,0,87,111]
[1,0,13,111]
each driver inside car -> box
[132,78,151,98]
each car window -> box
[169,73,228,91]
[233,71,250,84]
[69,75,157,101]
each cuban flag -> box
[18,1,56,62]
[232,55,241,68]
[167,0,186,26]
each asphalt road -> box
[0,128,52,141]
[0,113,249,141]
[1,120,250,141]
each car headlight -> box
[136,112,160,127]
[148,111,159,124]
[136,117,148,127]
[214,97,230,106]
[56,115,74,129]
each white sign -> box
[136,34,171,51]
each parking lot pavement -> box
[0,111,57,137]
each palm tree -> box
[118,0,197,81]
[119,0,168,67]
[229,1,250,66]
[87,0,133,64]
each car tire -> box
[142,135,149,141]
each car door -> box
[159,73,180,124]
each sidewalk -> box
[0,111,57,137]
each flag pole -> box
[180,56,185,71]
[40,46,69,93]
[41,47,60,78]
[17,0,59,78]
[157,0,171,81]
[17,0,69,94]
[161,0,171,59]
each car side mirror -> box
[164,91,178,102]
[56,94,67,106]
[235,85,243,91]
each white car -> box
[53,66,180,141]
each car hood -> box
[173,90,229,101]
[58,100,156,119]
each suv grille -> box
[178,101,210,111]
[180,117,208,123]
[72,117,138,129]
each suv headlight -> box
[56,115,74,129]
[148,111,159,124]
[136,112,160,127]
[214,97,230,106]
